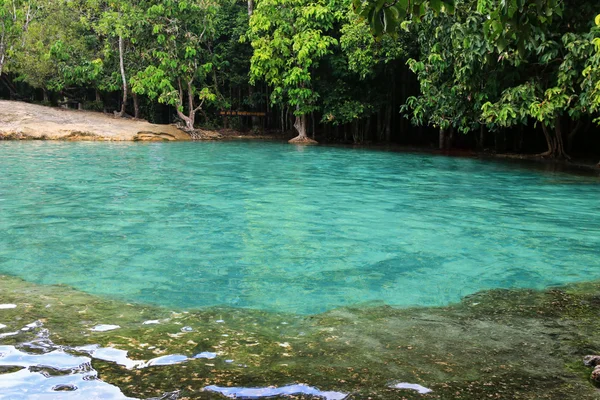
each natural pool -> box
[1,141,600,400]
[0,141,599,313]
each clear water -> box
[0,141,599,314]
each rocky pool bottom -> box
[1,275,600,400]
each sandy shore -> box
[0,100,191,141]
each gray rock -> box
[583,355,600,367]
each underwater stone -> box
[180,326,193,332]
[52,384,78,391]
[591,366,600,383]
[391,382,433,394]
[583,355,600,367]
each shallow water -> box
[0,141,599,314]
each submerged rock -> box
[583,355,600,367]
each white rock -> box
[0,304,17,309]
[142,320,160,325]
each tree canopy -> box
[1,0,599,157]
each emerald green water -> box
[0,141,599,314]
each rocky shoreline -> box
[2,275,600,399]
[0,101,191,141]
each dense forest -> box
[1,0,599,157]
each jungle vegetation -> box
[1,0,599,156]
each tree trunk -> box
[384,104,392,142]
[446,127,454,149]
[176,108,194,132]
[133,93,140,119]
[567,120,582,154]
[0,32,7,78]
[176,80,195,133]
[116,35,128,118]
[311,112,316,139]
[289,113,317,144]
[248,0,254,16]
[439,129,446,150]
[478,125,485,150]
[42,89,48,102]
[539,119,569,159]
[377,110,383,142]
[352,120,359,144]
[553,118,568,159]
[95,89,102,103]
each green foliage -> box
[248,0,339,116]
[0,0,41,75]
[354,0,455,36]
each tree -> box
[400,2,501,149]
[130,0,218,132]
[482,2,600,158]
[0,0,39,77]
[94,0,147,117]
[248,0,339,143]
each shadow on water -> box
[1,275,600,399]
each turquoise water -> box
[0,141,599,314]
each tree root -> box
[289,135,317,144]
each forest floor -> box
[0,100,191,141]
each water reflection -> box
[0,324,187,399]
[0,321,344,399]
[204,383,347,399]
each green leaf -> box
[430,0,442,14]
[596,14,600,27]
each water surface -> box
[0,141,599,313]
